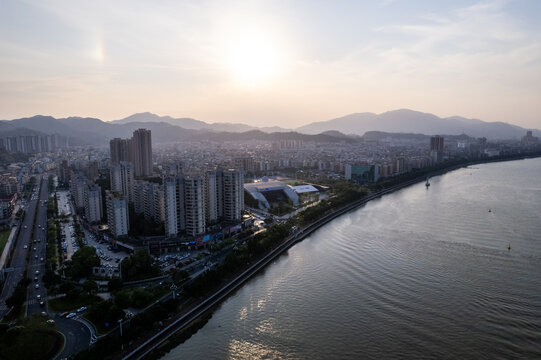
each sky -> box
[1,0,540,129]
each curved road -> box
[55,315,92,360]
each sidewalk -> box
[0,225,19,274]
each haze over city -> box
[2,1,541,360]
[1,0,541,128]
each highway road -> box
[27,176,49,315]
[0,175,41,319]
[33,177,92,358]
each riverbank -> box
[151,156,541,360]
[102,153,541,360]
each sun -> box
[226,31,278,87]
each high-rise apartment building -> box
[184,176,206,237]
[205,171,219,224]
[163,168,243,238]
[109,138,132,165]
[85,184,103,223]
[70,177,87,210]
[106,191,129,238]
[133,180,165,223]
[132,129,153,177]
[430,135,444,163]
[223,169,244,222]
[163,177,178,238]
[109,129,152,177]
[110,161,134,203]
[59,159,70,183]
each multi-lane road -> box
[27,175,49,315]
[0,175,92,359]
[0,175,42,319]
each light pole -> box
[118,318,124,350]
[171,284,177,300]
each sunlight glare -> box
[226,29,278,87]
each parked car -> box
[66,312,76,319]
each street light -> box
[118,318,124,350]
[171,284,178,299]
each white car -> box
[66,312,77,319]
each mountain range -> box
[0,109,538,146]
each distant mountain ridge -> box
[113,110,538,139]
[1,109,538,146]
[0,115,354,146]
[110,112,289,133]
[295,109,538,139]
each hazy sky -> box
[1,0,540,128]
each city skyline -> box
[1,0,541,129]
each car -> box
[66,312,76,319]
[40,257,44,262]
[24,225,27,229]
[34,255,38,259]
[37,294,41,300]
[24,245,28,249]
[77,306,87,313]
[35,284,39,289]
[33,247,36,251]
[35,270,39,275]
[39,301,45,307]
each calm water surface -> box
[162,158,541,360]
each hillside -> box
[295,109,539,139]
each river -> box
[161,158,541,360]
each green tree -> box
[87,300,124,330]
[113,289,131,309]
[108,278,123,293]
[83,280,98,295]
[70,246,100,280]
[120,250,159,281]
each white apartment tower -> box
[133,180,165,224]
[183,176,206,236]
[162,168,243,238]
[205,171,219,224]
[106,190,130,238]
[223,169,244,222]
[84,184,103,223]
[164,177,178,238]
[110,161,134,203]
